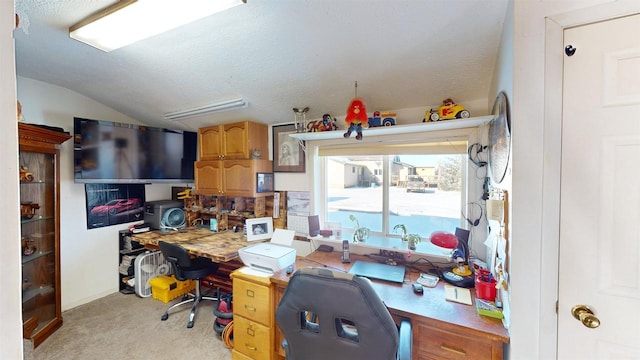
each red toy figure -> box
[343,97,368,140]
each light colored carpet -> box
[31,291,233,360]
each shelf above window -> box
[288,115,494,141]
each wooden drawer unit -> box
[234,316,273,360]
[415,321,499,360]
[234,277,271,324]
[231,269,275,360]
[232,350,254,360]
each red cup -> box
[475,270,497,301]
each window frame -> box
[305,125,488,256]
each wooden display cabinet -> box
[19,123,71,347]
[199,121,268,160]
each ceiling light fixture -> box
[164,98,248,120]
[69,0,246,52]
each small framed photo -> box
[256,172,274,193]
[246,217,274,242]
[273,124,305,173]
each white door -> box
[558,13,640,359]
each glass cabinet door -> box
[20,149,59,339]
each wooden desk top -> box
[271,251,509,344]
[131,227,252,263]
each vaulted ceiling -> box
[14,0,508,131]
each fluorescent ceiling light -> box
[69,0,246,52]
[164,98,248,120]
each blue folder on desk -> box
[348,260,406,283]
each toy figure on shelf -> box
[368,111,396,127]
[423,98,470,122]
[307,113,338,132]
[343,98,368,140]
[20,165,34,182]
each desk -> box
[131,227,249,262]
[270,252,509,360]
[132,228,248,293]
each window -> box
[323,153,464,238]
[302,122,488,257]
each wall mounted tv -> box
[73,117,197,184]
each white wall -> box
[488,0,514,341]
[1,2,24,358]
[270,101,490,193]
[17,77,182,310]
[510,0,640,359]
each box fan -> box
[134,251,172,297]
[160,207,186,231]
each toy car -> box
[368,111,396,127]
[423,98,470,122]
[90,198,142,215]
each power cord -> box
[467,143,488,168]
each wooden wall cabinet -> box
[195,159,272,197]
[199,121,269,160]
[19,123,71,348]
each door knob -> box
[571,305,600,328]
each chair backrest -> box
[275,267,399,360]
[158,241,192,280]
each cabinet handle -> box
[245,344,257,350]
[440,344,467,356]
[244,304,256,312]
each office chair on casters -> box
[276,267,412,360]
[158,241,219,328]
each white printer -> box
[238,229,296,273]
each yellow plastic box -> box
[149,275,195,303]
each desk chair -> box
[276,267,412,360]
[158,241,219,328]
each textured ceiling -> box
[14,0,508,131]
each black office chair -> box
[158,241,219,328]
[276,267,412,360]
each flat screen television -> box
[73,117,197,183]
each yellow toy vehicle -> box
[423,98,470,122]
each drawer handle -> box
[440,344,467,356]
[245,344,257,350]
[244,304,256,312]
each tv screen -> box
[73,117,197,183]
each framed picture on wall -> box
[273,124,305,173]
[256,172,274,193]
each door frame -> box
[542,3,640,359]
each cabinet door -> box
[194,161,224,195]
[20,150,62,347]
[223,122,250,159]
[223,160,254,197]
[198,125,223,160]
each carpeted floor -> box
[30,291,233,360]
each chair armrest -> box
[397,319,412,360]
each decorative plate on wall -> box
[488,91,511,184]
